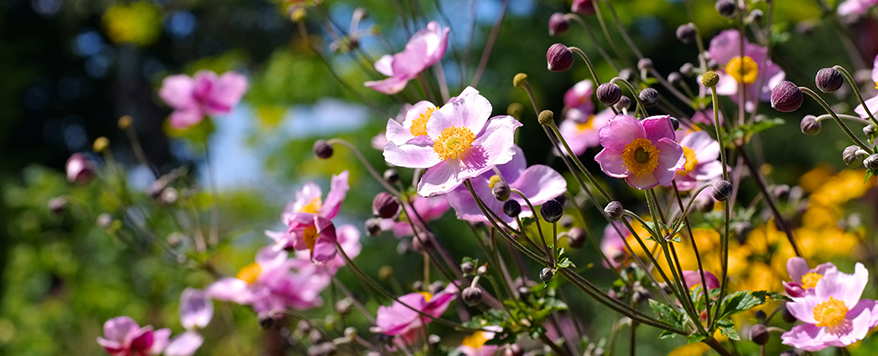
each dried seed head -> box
[538,110,555,125]
[513,73,528,88]
[702,71,720,88]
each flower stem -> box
[799,86,872,152]
[611,77,648,118]
[327,138,401,196]
[564,14,620,71]
[833,65,878,128]
[709,86,732,329]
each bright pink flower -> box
[384,87,522,196]
[457,326,502,356]
[564,80,595,116]
[365,22,449,95]
[380,196,450,237]
[97,317,202,356]
[670,130,723,191]
[558,108,613,156]
[854,55,878,120]
[66,153,94,183]
[682,270,720,291]
[571,0,595,15]
[446,146,566,223]
[707,30,785,112]
[782,263,878,351]
[179,288,213,330]
[783,257,838,298]
[158,70,248,129]
[372,284,458,340]
[205,247,330,314]
[290,224,361,277]
[601,221,629,269]
[594,115,685,189]
[838,0,878,16]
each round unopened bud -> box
[618,68,636,82]
[676,23,697,44]
[540,199,564,223]
[800,115,821,136]
[696,196,715,212]
[615,96,631,111]
[93,137,109,153]
[864,154,878,170]
[637,58,653,71]
[611,249,625,264]
[412,281,425,292]
[476,265,488,275]
[750,324,770,345]
[604,201,624,220]
[864,124,875,137]
[597,83,622,106]
[748,9,763,23]
[638,88,659,108]
[711,180,733,201]
[513,73,528,88]
[680,63,695,76]
[540,268,554,282]
[572,0,595,15]
[118,115,133,129]
[770,81,803,113]
[365,218,382,236]
[503,200,522,217]
[505,344,524,356]
[378,266,393,280]
[336,298,353,315]
[538,110,555,125]
[755,310,767,322]
[492,181,511,201]
[559,215,574,229]
[815,68,843,93]
[461,262,475,275]
[383,169,399,185]
[48,197,67,215]
[462,287,483,306]
[372,192,400,218]
[429,281,445,295]
[313,140,334,159]
[412,233,435,253]
[668,72,683,86]
[567,227,586,249]
[97,213,113,228]
[548,13,570,36]
[547,44,574,72]
[781,304,797,323]
[702,71,720,87]
[259,312,278,329]
[715,0,736,18]
[159,187,178,205]
[669,117,680,131]
[843,145,865,167]
[733,221,752,242]
[633,287,650,304]
[774,184,791,201]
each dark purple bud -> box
[638,88,659,108]
[815,68,843,93]
[66,153,94,184]
[619,68,636,82]
[865,154,878,170]
[539,267,554,282]
[548,13,570,36]
[800,115,821,136]
[571,0,595,15]
[597,83,622,106]
[461,261,475,275]
[547,44,574,72]
[716,0,736,18]
[637,58,653,71]
[567,227,586,249]
[843,145,864,167]
[781,304,797,323]
[372,192,400,218]
[668,72,683,86]
[712,180,733,201]
[604,201,624,220]
[365,218,382,236]
[540,199,564,223]
[48,197,67,215]
[462,287,483,306]
[383,169,399,185]
[503,200,522,217]
[680,63,695,76]
[676,23,697,44]
[749,324,769,345]
[615,96,631,111]
[770,81,803,112]
[313,140,334,159]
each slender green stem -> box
[510,188,552,265]
[327,138,401,195]
[590,0,634,69]
[671,181,711,327]
[611,77,648,118]
[470,0,508,87]
[799,87,872,152]
[600,0,643,59]
[629,321,637,356]
[709,86,732,328]
[564,14,620,71]
[545,121,612,202]
[833,65,878,128]
[569,46,602,85]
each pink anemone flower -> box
[446,146,566,223]
[66,153,94,183]
[158,70,248,129]
[372,284,458,342]
[380,196,450,237]
[289,224,361,277]
[783,257,838,298]
[383,87,522,197]
[782,263,878,351]
[179,288,213,331]
[365,22,449,95]
[838,0,878,16]
[601,221,630,269]
[458,326,502,356]
[670,130,723,191]
[854,55,878,120]
[206,247,330,314]
[97,317,202,356]
[558,108,613,156]
[707,29,785,112]
[594,115,685,189]
[682,270,720,292]
[563,79,595,118]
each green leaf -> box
[649,299,686,329]
[557,258,575,269]
[866,170,874,184]
[748,118,785,133]
[687,334,707,344]
[720,326,740,341]
[717,291,770,321]
[766,291,792,303]
[660,330,678,340]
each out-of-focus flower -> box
[564,80,595,118]
[97,317,202,356]
[782,263,877,351]
[458,326,502,356]
[446,146,566,223]
[600,221,630,269]
[66,153,94,183]
[707,29,785,112]
[206,247,329,314]
[571,0,595,15]
[372,284,458,342]
[558,108,613,156]
[783,257,837,298]
[838,0,878,17]
[671,130,723,191]
[384,87,521,196]
[365,22,449,94]
[179,288,213,330]
[380,196,450,237]
[594,115,685,189]
[691,109,723,127]
[290,224,361,277]
[159,71,248,129]
[102,2,161,46]
[682,270,720,292]
[853,55,878,120]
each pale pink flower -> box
[682,270,720,292]
[179,288,213,330]
[384,87,521,197]
[670,130,723,191]
[707,30,785,112]
[97,317,202,356]
[594,115,685,189]
[601,221,629,269]
[854,55,878,120]
[158,70,248,129]
[838,0,878,16]
[365,22,449,95]
[290,224,361,277]
[558,108,613,156]
[564,80,595,117]
[783,257,838,298]
[66,153,94,183]
[372,284,458,341]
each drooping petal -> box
[102,316,141,345]
[598,115,646,151]
[365,75,412,95]
[594,149,628,178]
[374,55,394,76]
[169,108,205,130]
[564,79,594,108]
[320,170,349,219]
[163,331,204,356]
[625,171,660,190]
[786,257,811,283]
[781,323,829,352]
[708,29,747,66]
[311,216,338,262]
[205,278,253,305]
[159,75,196,109]
[786,295,820,324]
[510,165,567,205]
[150,328,171,355]
[180,288,213,330]
[653,138,685,184]
[495,145,527,183]
[384,136,442,169]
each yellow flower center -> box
[874,82,878,90]
[236,263,262,284]
[418,291,433,302]
[576,115,596,132]
[679,146,698,175]
[461,331,491,349]
[621,138,660,177]
[813,297,848,328]
[433,125,476,161]
[410,107,437,137]
[299,198,322,214]
[725,56,759,84]
[488,175,501,189]
[303,225,319,252]
[801,272,823,290]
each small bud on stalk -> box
[615,96,631,111]
[540,268,554,282]
[747,9,763,23]
[547,44,574,72]
[97,213,113,228]
[618,68,635,82]
[503,200,522,217]
[365,218,382,236]
[383,169,399,185]
[66,153,94,184]
[313,140,334,159]
[540,199,564,223]
[864,124,876,137]
[597,83,622,106]
[548,13,570,36]
[559,215,574,228]
[567,227,586,249]
[669,117,680,131]
[680,63,695,76]
[49,197,67,215]
[800,115,821,136]
[638,88,659,108]
[782,304,798,323]
[668,72,683,86]
[637,58,653,71]
[770,81,803,112]
[749,324,770,345]
[715,0,737,18]
[843,145,865,167]
[517,286,531,300]
[538,110,555,125]
[815,68,843,93]
[428,334,441,348]
[676,23,697,44]
[712,180,733,202]
[93,137,110,153]
[572,0,595,15]
[462,287,483,306]
[604,201,624,220]
[118,115,133,129]
[864,154,878,170]
[372,192,400,219]
[461,261,475,275]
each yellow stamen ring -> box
[410,107,437,137]
[621,138,660,177]
[433,125,476,162]
[725,56,759,84]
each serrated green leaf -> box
[766,291,792,302]
[649,299,686,329]
[660,330,678,340]
[687,334,707,344]
[720,326,740,341]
